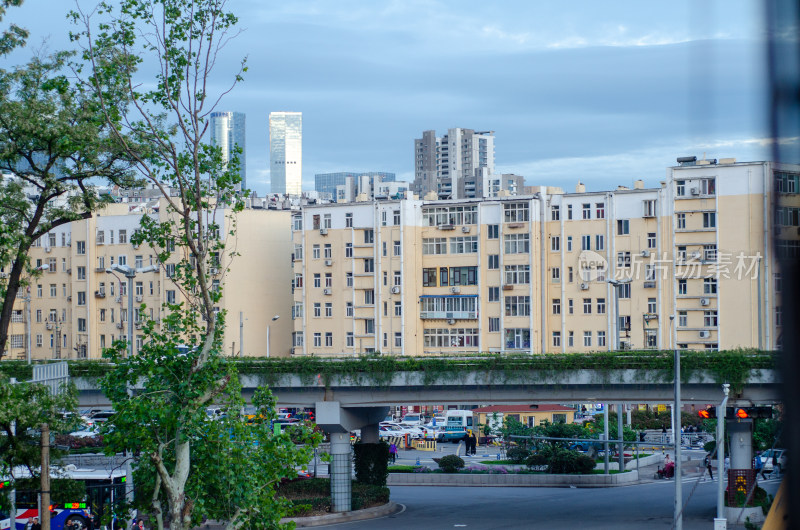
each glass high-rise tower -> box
[209,111,246,191]
[269,111,302,195]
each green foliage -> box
[753,417,782,451]
[436,455,465,473]
[352,442,390,486]
[506,447,531,464]
[525,453,549,468]
[276,479,389,515]
[0,0,28,55]
[547,448,596,474]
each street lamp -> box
[267,314,279,358]
[25,264,49,364]
[670,314,683,530]
[606,278,631,351]
[106,264,159,358]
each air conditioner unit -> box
[319,228,328,235]
[323,288,332,295]
[66,268,71,275]
[447,319,456,325]
[461,226,471,233]
[691,251,701,259]
[699,330,711,339]
[502,284,514,291]
[45,247,51,253]
[116,323,123,329]
[450,286,461,294]
[700,298,710,306]
[508,223,524,229]
[324,259,333,267]
[95,290,105,298]
[643,281,656,289]
[391,286,400,294]
[438,224,455,230]
[579,282,589,290]
[621,342,631,350]
[46,322,53,330]
[209,267,219,276]
[641,250,650,258]
[135,295,143,302]
[115,296,122,303]
[690,187,700,196]
[96,240,104,246]
[132,244,139,249]
[135,322,142,330]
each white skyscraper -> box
[209,111,246,191]
[269,112,302,195]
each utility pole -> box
[41,424,50,530]
[716,384,730,528]
[617,403,624,472]
[603,405,609,474]
[672,315,683,530]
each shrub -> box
[525,453,549,469]
[352,442,390,486]
[437,454,465,473]
[507,446,531,464]
[352,483,390,510]
[547,448,596,474]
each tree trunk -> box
[0,254,28,358]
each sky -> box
[4,1,783,196]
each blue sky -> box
[6,1,779,195]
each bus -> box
[1,467,127,530]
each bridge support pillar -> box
[330,432,352,513]
[361,423,380,443]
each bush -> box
[547,449,596,474]
[352,442,390,486]
[507,446,531,464]
[437,454,465,473]
[525,453,549,469]
[352,483,390,510]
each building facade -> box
[4,201,294,360]
[209,111,247,191]
[413,128,495,200]
[315,172,396,196]
[292,157,799,356]
[269,112,303,195]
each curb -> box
[280,501,403,528]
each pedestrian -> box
[661,426,667,434]
[30,517,41,530]
[703,453,714,481]
[754,453,766,480]
[772,453,779,477]
[469,432,477,455]
[138,520,145,530]
[389,442,397,464]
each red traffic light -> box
[735,408,749,419]
[698,410,710,419]
[0,480,9,489]
[698,407,715,419]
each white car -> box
[760,448,787,473]
[400,414,424,426]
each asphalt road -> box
[321,477,783,529]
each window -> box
[424,328,479,348]
[346,332,354,347]
[450,236,478,254]
[313,333,322,347]
[440,266,478,286]
[489,317,500,332]
[118,255,127,266]
[678,278,687,295]
[504,296,531,316]
[703,212,716,228]
[704,278,717,294]
[37,284,42,297]
[551,206,560,221]
[775,273,783,292]
[597,331,606,347]
[78,318,86,332]
[394,332,402,347]
[583,331,592,347]
[567,205,573,220]
[312,215,320,230]
[423,205,477,226]
[423,238,447,255]
[643,200,656,217]
[566,236,572,252]
[701,178,716,195]
[489,286,500,302]
[393,271,401,286]
[596,203,605,218]
[582,203,591,219]
[704,245,717,262]
[647,233,656,249]
[364,229,374,244]
[324,244,332,258]
[364,290,375,305]
[704,311,718,327]
[324,303,333,317]
[618,283,631,299]
[552,331,561,348]
[393,240,401,255]
[504,233,530,253]
[676,213,686,229]
[294,273,304,289]
[365,319,375,334]
[568,331,574,347]
[597,298,606,314]
[504,328,531,349]
[50,284,57,297]
[393,210,401,225]
[76,241,85,255]
[313,303,321,317]
[394,301,402,316]
[345,212,353,228]
[364,258,374,273]
[345,272,353,287]
[345,243,353,258]
[118,230,128,244]
[313,274,321,288]
[647,297,657,314]
[325,332,333,347]
[36,334,43,348]
[292,302,303,319]
[487,224,499,239]
[583,298,592,314]
[382,241,387,256]
[422,268,437,287]
[678,311,688,327]
[595,235,605,251]
[346,302,353,317]
[617,220,629,235]
[488,254,499,269]
[135,281,144,296]
[776,306,782,326]
[76,266,85,280]
[504,265,530,284]
[617,251,631,268]
[325,273,333,287]
[581,235,591,251]
[676,180,685,196]
[551,267,560,282]
[503,202,529,223]
[645,265,656,281]
[312,244,320,259]
[323,214,332,229]
[293,331,304,347]
[550,236,560,252]
[552,298,561,314]
[568,299,574,314]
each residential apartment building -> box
[413,128,495,200]
[210,111,247,191]
[4,200,293,360]
[269,111,303,195]
[315,172,396,196]
[292,157,799,355]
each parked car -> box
[760,448,788,473]
[401,414,424,426]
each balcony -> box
[420,310,478,320]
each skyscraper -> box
[269,112,302,195]
[413,128,495,199]
[209,111,246,191]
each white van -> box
[401,413,423,426]
[445,409,474,429]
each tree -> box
[0,0,28,56]
[0,375,78,511]
[0,49,134,358]
[73,1,314,528]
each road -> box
[322,477,782,529]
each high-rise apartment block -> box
[292,157,799,355]
[315,172,396,196]
[209,111,246,191]
[270,112,303,195]
[413,128,495,200]
[3,200,293,360]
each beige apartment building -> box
[292,157,799,355]
[4,200,293,360]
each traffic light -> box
[725,406,773,420]
[0,480,9,489]
[698,407,716,419]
